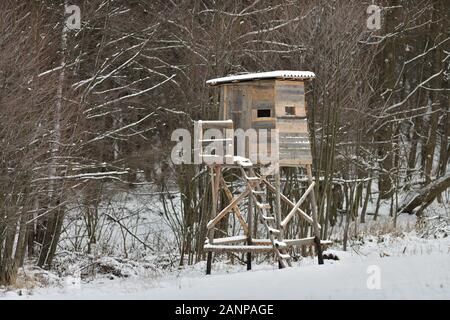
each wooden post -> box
[194,121,203,165]
[306,164,324,265]
[205,166,214,275]
[274,167,284,269]
[247,192,253,271]
[206,165,221,275]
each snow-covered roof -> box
[206,70,316,86]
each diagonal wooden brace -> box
[220,178,249,235]
[262,179,318,228]
[207,188,250,230]
[281,182,315,228]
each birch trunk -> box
[38,1,68,268]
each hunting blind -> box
[195,71,331,274]
[207,71,314,166]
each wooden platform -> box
[204,237,333,253]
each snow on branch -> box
[84,74,176,116]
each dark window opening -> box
[285,106,296,116]
[257,109,271,118]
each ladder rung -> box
[200,154,234,159]
[199,120,234,129]
[235,157,253,167]
[279,254,291,260]
[256,202,271,210]
[252,190,265,195]
[268,227,280,235]
[261,215,275,221]
[200,154,221,158]
[274,241,287,248]
[200,139,233,143]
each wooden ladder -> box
[195,120,234,164]
[241,166,292,268]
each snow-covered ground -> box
[6,253,448,300]
[1,186,448,300]
[2,230,448,300]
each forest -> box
[0,0,448,298]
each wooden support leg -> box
[306,164,324,265]
[206,252,213,275]
[313,236,323,265]
[247,191,253,271]
[274,169,286,269]
[206,165,221,275]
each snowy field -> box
[7,253,448,300]
[2,230,448,300]
[1,186,448,300]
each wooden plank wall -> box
[275,80,312,166]
[250,81,275,161]
[223,85,250,130]
[218,79,312,166]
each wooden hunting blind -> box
[206,70,315,166]
[196,71,331,274]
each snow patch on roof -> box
[206,70,316,86]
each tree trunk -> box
[398,174,450,215]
